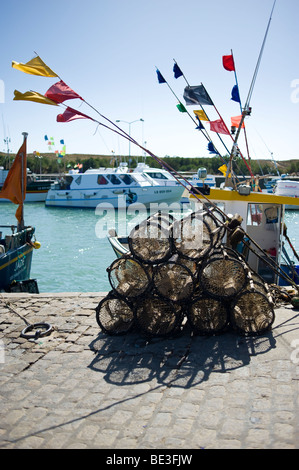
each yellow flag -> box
[218,164,231,177]
[13,90,58,106]
[12,56,58,77]
[193,109,209,121]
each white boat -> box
[273,179,299,210]
[45,162,185,208]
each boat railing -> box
[1,226,35,252]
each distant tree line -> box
[0,152,298,176]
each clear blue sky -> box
[1,0,298,164]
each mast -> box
[225,0,277,188]
[19,132,28,230]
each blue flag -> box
[231,85,241,103]
[156,69,166,84]
[207,142,218,154]
[173,63,183,79]
[195,118,204,130]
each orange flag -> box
[0,138,27,224]
[231,115,245,129]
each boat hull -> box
[45,186,185,208]
[0,243,34,290]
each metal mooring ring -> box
[21,322,53,340]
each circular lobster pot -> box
[198,255,248,300]
[170,211,213,261]
[134,294,183,337]
[107,255,152,299]
[128,220,173,265]
[229,289,275,336]
[152,260,196,303]
[187,294,229,335]
[95,292,134,335]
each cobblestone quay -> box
[0,292,298,449]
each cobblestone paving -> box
[0,292,298,449]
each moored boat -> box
[0,133,40,292]
[0,167,52,202]
[45,162,185,209]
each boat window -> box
[75,176,82,185]
[146,172,168,180]
[107,174,122,185]
[118,174,134,185]
[97,175,109,185]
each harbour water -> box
[0,202,298,293]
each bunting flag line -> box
[56,107,94,123]
[176,102,187,113]
[193,109,209,121]
[12,56,58,77]
[156,69,166,84]
[45,80,83,103]
[13,90,58,106]
[222,54,235,72]
[183,85,213,106]
[173,63,183,79]
[209,119,230,135]
[231,115,245,129]
[231,85,241,103]
[0,138,27,224]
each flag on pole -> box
[218,164,231,177]
[193,109,209,121]
[173,63,183,79]
[195,119,204,130]
[45,80,83,103]
[209,119,230,135]
[13,90,58,106]
[183,85,213,106]
[231,85,241,103]
[207,142,218,154]
[231,115,245,129]
[0,138,27,224]
[57,107,93,123]
[176,102,187,113]
[222,55,235,72]
[12,56,58,77]
[156,69,166,84]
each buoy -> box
[291,297,299,310]
[33,241,41,249]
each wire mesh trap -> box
[128,220,173,264]
[95,293,135,335]
[199,253,248,300]
[187,295,229,335]
[229,290,275,335]
[152,260,195,302]
[134,294,183,337]
[107,256,151,299]
[170,211,213,261]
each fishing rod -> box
[225,0,277,186]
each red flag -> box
[222,55,235,72]
[209,119,230,135]
[0,138,27,224]
[57,107,93,123]
[45,80,83,103]
[231,115,245,129]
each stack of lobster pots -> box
[96,208,275,338]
